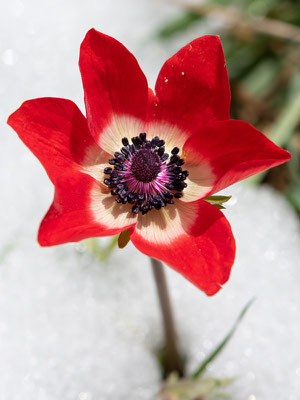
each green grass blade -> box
[85,236,118,262]
[192,298,255,379]
[247,72,300,185]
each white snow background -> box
[0,0,300,399]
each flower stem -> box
[150,258,184,377]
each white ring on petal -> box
[181,147,215,202]
[99,115,145,155]
[181,160,215,202]
[134,201,197,245]
[90,181,138,229]
[145,120,189,155]
[83,114,214,207]
[79,144,111,186]
[99,114,189,156]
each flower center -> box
[130,149,161,183]
[103,133,188,215]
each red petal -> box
[7,97,103,184]
[38,172,137,246]
[184,120,291,197]
[79,29,149,144]
[152,36,230,134]
[130,200,235,296]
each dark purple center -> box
[130,149,161,183]
[103,133,189,215]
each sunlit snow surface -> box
[1,0,300,399]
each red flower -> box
[7,29,290,296]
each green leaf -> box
[118,229,130,249]
[269,72,300,147]
[85,236,118,262]
[242,59,279,98]
[156,12,203,39]
[247,72,300,185]
[0,241,15,264]
[192,298,255,379]
[287,183,300,214]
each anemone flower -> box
[7,29,290,296]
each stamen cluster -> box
[104,133,188,214]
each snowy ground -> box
[1,0,300,399]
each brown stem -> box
[151,258,184,377]
[164,0,300,44]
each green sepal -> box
[203,195,232,209]
[213,204,226,210]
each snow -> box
[1,0,300,399]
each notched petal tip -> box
[195,34,222,44]
[7,101,26,129]
[80,27,104,49]
[37,217,56,247]
[7,111,15,127]
[37,231,53,247]
[278,148,291,162]
[205,283,223,297]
